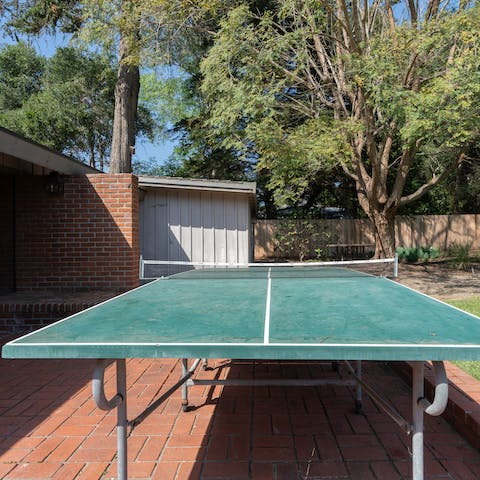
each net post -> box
[393,253,399,278]
[139,255,145,280]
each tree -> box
[9,0,232,173]
[200,1,480,257]
[0,44,116,168]
[0,41,45,111]
[137,2,278,211]
[0,43,154,169]
[9,0,141,172]
[106,0,141,173]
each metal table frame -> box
[92,358,448,480]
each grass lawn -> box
[448,296,480,380]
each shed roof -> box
[139,175,256,195]
[0,127,100,175]
[139,175,257,211]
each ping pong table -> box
[3,261,480,480]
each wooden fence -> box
[254,214,480,259]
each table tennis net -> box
[140,257,398,280]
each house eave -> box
[0,127,100,175]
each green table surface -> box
[3,268,480,361]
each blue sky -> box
[1,27,176,169]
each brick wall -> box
[0,303,95,334]
[15,174,139,291]
[0,176,15,293]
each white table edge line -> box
[6,342,480,348]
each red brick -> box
[175,462,203,480]
[14,174,139,301]
[435,460,478,480]
[3,358,480,480]
[51,462,85,480]
[202,461,249,478]
[151,462,179,479]
[80,435,116,450]
[252,446,296,462]
[161,446,207,461]
[7,462,62,479]
[229,435,250,461]
[371,460,402,479]
[167,434,208,447]
[22,437,63,462]
[137,436,167,461]
[340,445,388,462]
[48,437,84,462]
[250,463,274,478]
[276,462,300,480]
[0,463,16,478]
[69,447,116,463]
[106,460,156,479]
[0,448,30,463]
[346,461,376,479]
[53,424,96,437]
[298,461,348,478]
[205,435,229,460]
[74,462,109,480]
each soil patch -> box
[395,260,480,300]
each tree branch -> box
[398,154,466,207]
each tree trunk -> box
[109,32,140,173]
[370,210,396,258]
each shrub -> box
[396,246,441,263]
[418,246,441,261]
[448,242,472,269]
[273,219,334,261]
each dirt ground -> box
[395,260,480,300]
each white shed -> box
[139,176,256,276]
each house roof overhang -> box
[0,127,100,175]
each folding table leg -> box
[411,361,424,480]
[181,358,189,411]
[92,359,128,480]
[355,360,363,413]
[116,360,128,480]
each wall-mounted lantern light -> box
[44,172,65,195]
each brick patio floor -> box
[1,356,480,479]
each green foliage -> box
[199,0,480,247]
[448,242,472,259]
[400,12,480,151]
[447,242,472,270]
[11,0,83,34]
[132,156,165,176]
[0,42,45,110]
[199,3,356,206]
[137,68,234,178]
[139,70,198,140]
[0,44,116,168]
[396,246,441,263]
[273,219,334,261]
